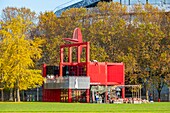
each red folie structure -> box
[63,28,83,43]
[42,28,125,103]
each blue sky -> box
[0,0,81,14]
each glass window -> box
[113,0,121,3]
[148,0,160,4]
[130,0,138,5]
[122,0,129,5]
[140,0,147,4]
[130,0,146,5]
[164,0,170,4]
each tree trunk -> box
[16,79,20,102]
[157,82,163,102]
[146,90,149,101]
[22,90,25,101]
[14,88,16,102]
[9,88,13,101]
[158,90,161,102]
[1,89,3,101]
[17,88,20,102]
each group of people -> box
[95,92,105,103]
[109,97,142,104]
[95,92,154,104]
[95,92,131,104]
[109,97,154,104]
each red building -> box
[42,28,125,103]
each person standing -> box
[95,92,99,103]
[149,94,153,102]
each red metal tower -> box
[42,28,125,103]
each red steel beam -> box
[60,42,88,48]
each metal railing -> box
[44,76,90,89]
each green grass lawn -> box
[0,102,170,113]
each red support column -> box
[86,42,90,62]
[122,64,125,98]
[60,48,64,77]
[122,88,125,98]
[42,64,46,102]
[86,42,90,103]
[69,47,72,63]
[77,46,80,76]
[68,89,72,102]
[42,64,46,77]
[86,89,90,103]
[77,46,81,63]
[86,42,90,76]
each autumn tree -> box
[37,12,64,65]
[116,4,170,100]
[0,7,43,102]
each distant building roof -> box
[54,0,170,17]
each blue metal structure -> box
[54,0,170,17]
[54,0,101,16]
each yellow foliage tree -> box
[0,15,43,102]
